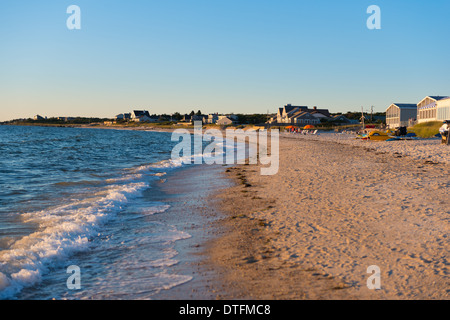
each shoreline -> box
[141,163,237,300]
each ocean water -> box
[0,125,232,300]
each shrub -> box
[409,121,442,138]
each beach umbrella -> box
[304,125,315,129]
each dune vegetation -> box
[409,121,442,138]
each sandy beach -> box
[203,133,449,299]
[8,124,447,300]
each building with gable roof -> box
[271,104,330,124]
[417,96,449,123]
[385,103,417,128]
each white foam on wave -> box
[0,181,148,299]
[1,134,244,299]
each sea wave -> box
[0,180,150,299]
[0,128,248,299]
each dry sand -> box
[206,135,449,299]
[297,132,450,165]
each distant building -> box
[288,111,320,125]
[331,115,359,124]
[131,110,150,119]
[180,114,191,122]
[310,112,329,120]
[216,116,237,126]
[417,96,449,123]
[385,103,417,128]
[267,113,278,124]
[207,113,219,124]
[115,113,131,121]
[34,115,44,121]
[310,106,331,118]
[277,104,308,123]
[56,117,74,122]
[131,110,152,122]
[272,104,327,124]
[180,114,207,124]
[132,116,152,122]
[436,97,450,121]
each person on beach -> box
[439,120,449,144]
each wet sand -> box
[144,164,237,299]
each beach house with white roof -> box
[385,103,417,128]
[417,96,449,123]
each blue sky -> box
[1,0,450,121]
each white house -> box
[385,103,417,128]
[131,110,150,119]
[417,96,449,123]
[436,97,450,121]
[277,104,308,123]
[131,110,152,122]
